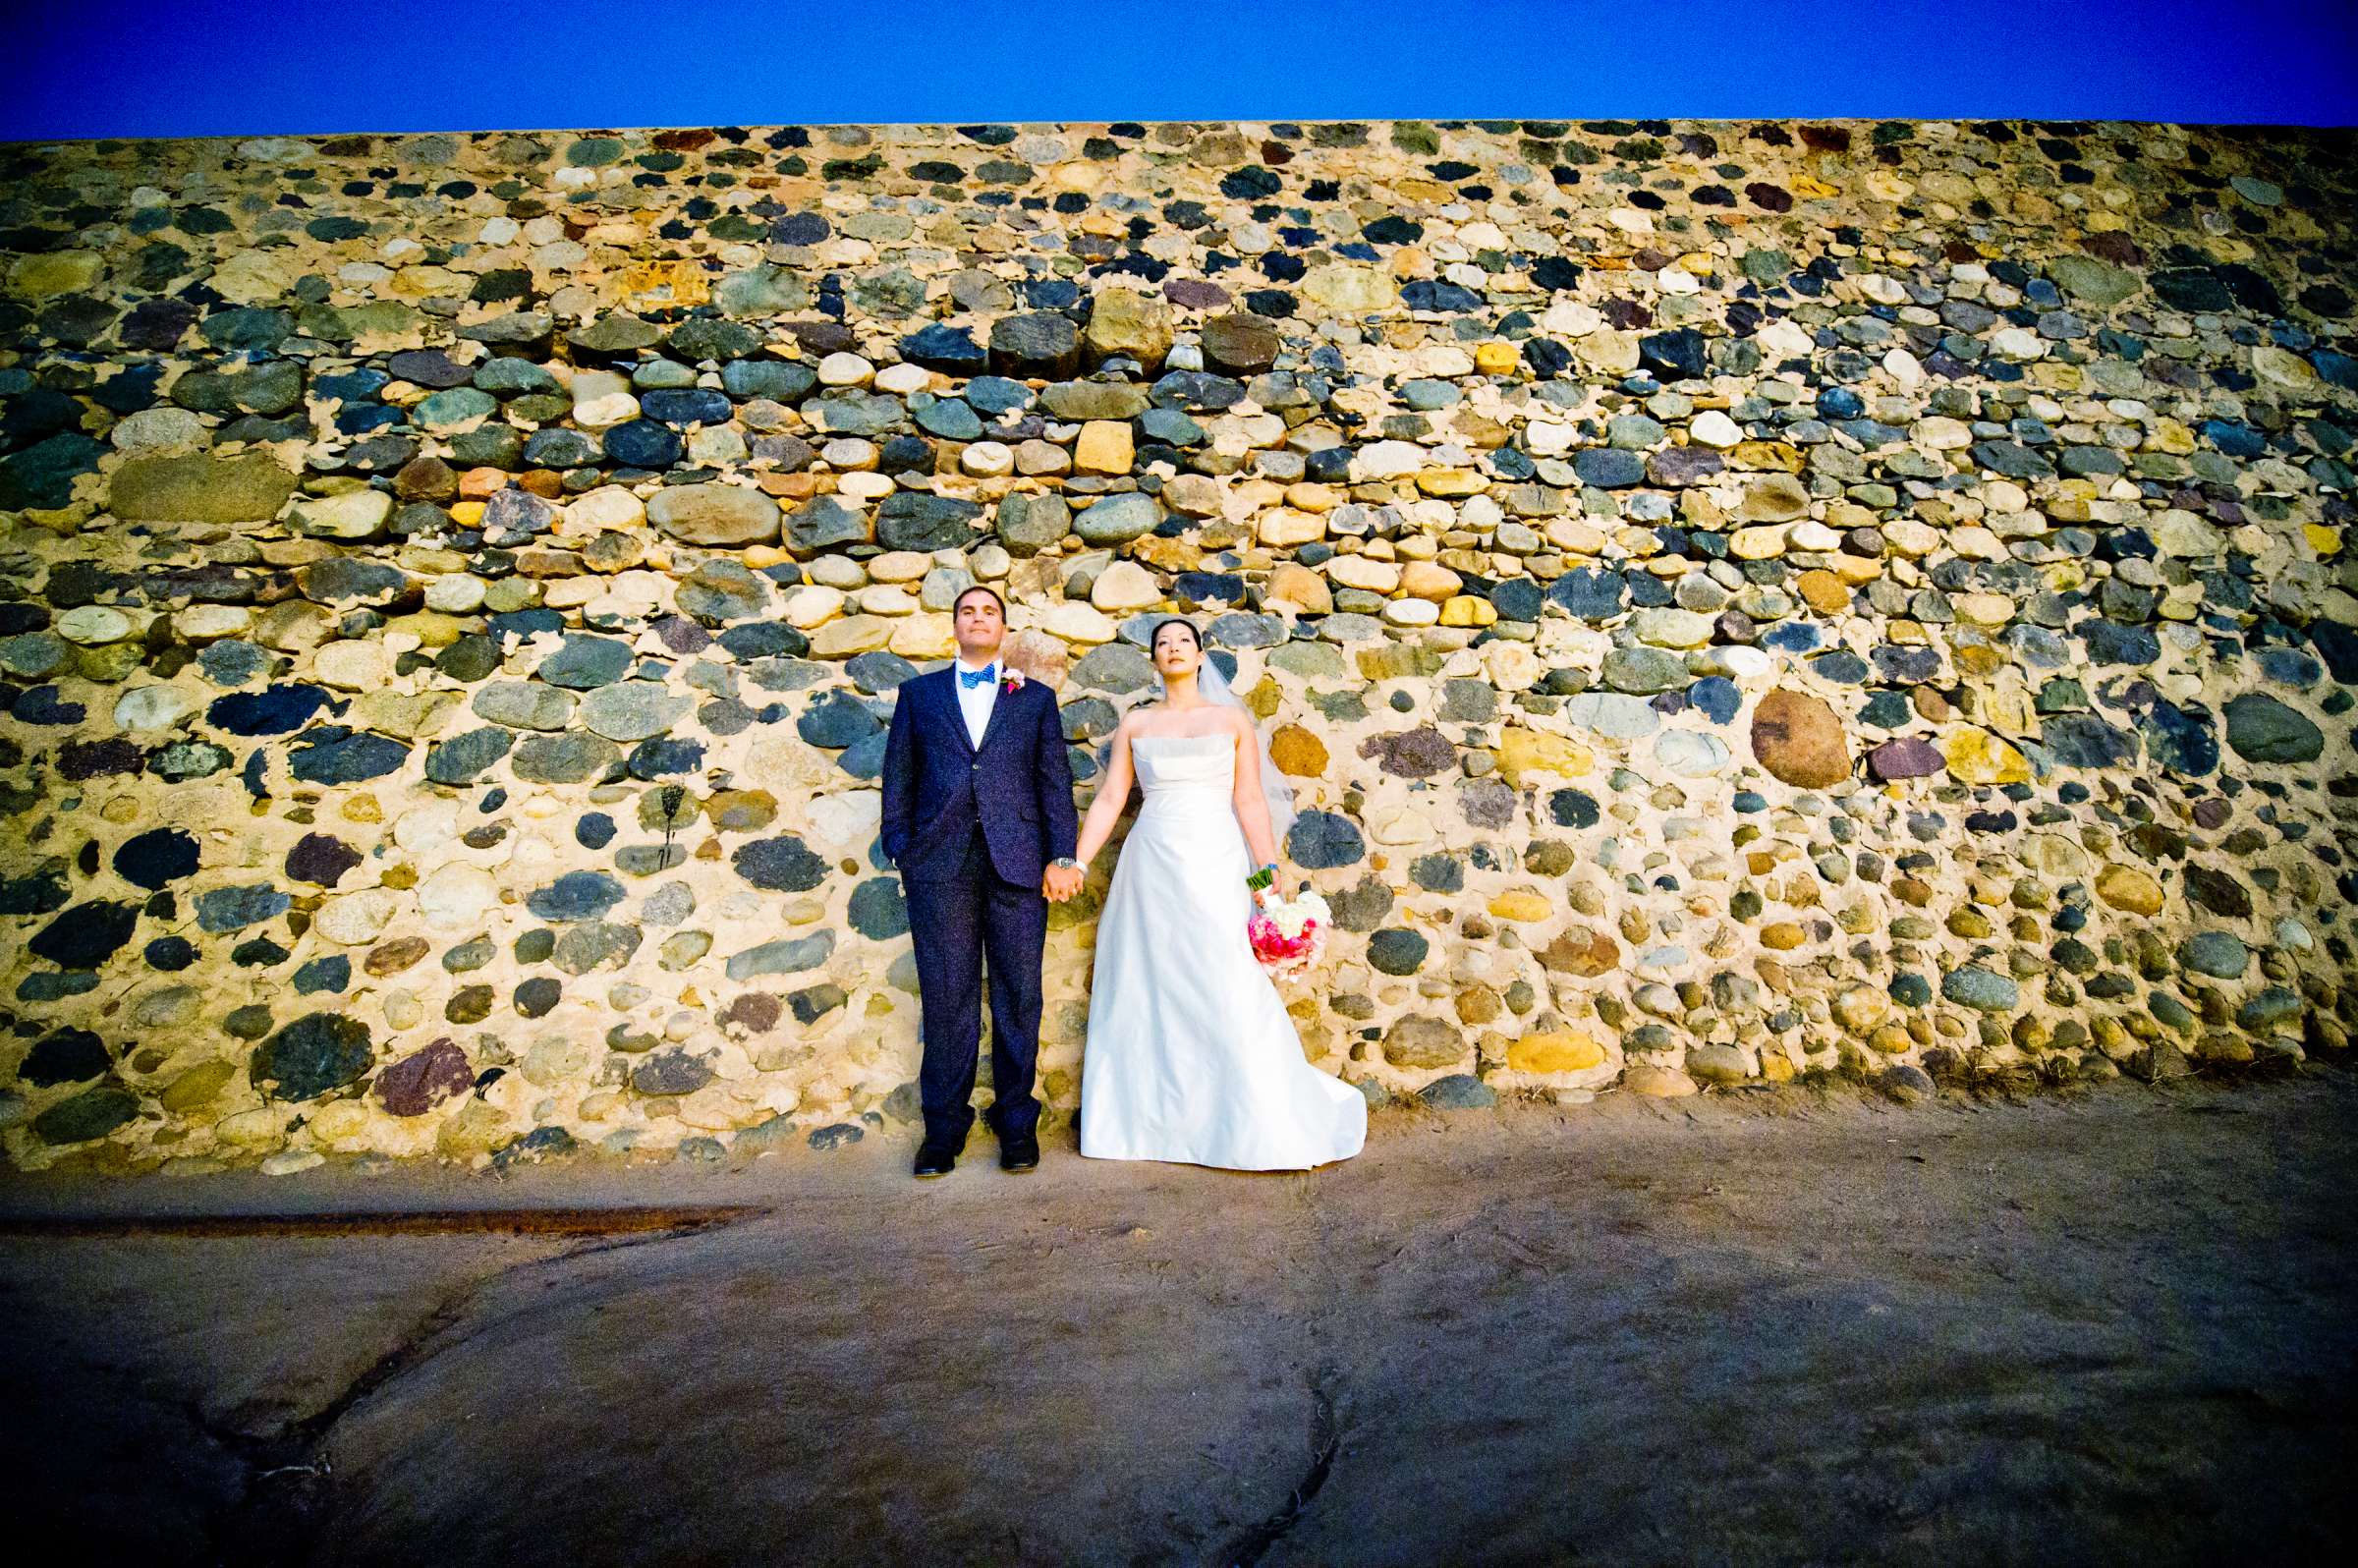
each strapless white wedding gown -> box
[1079,734,1367,1171]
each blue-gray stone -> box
[2180,931,2249,979]
[251,1014,372,1101]
[1572,448,1646,488]
[899,324,988,374]
[197,883,290,933]
[848,876,910,939]
[1940,967,2019,1012]
[1546,569,1625,619]
[1073,492,1161,545]
[803,391,903,436]
[2141,701,2218,777]
[915,398,984,439]
[112,827,199,890]
[876,492,982,552]
[425,726,512,785]
[207,683,329,736]
[2039,713,2137,769]
[722,360,817,402]
[602,420,684,468]
[537,635,633,690]
[1287,811,1365,869]
[1418,1074,1497,1109]
[294,954,352,995]
[726,930,836,980]
[733,835,828,892]
[2223,693,2323,763]
[639,388,733,426]
[798,690,883,749]
[527,870,626,923]
[1368,927,1429,975]
[32,1086,140,1146]
[511,731,622,785]
[288,726,409,784]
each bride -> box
[1056,617,1367,1171]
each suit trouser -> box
[901,829,1047,1147]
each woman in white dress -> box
[1067,618,1367,1171]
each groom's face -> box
[953,590,1005,660]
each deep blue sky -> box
[6,0,2353,142]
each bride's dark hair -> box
[1145,618,1201,704]
[1149,617,1201,651]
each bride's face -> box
[1151,625,1202,680]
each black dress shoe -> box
[998,1132,1039,1173]
[913,1141,957,1179]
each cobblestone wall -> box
[2,118,2354,1171]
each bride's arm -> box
[1070,715,1139,868]
[1228,708,1280,869]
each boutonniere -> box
[999,668,1026,695]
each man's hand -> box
[1041,864,1085,903]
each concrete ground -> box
[5,1072,2355,1568]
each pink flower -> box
[1000,667,1027,695]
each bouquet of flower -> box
[1248,886,1330,981]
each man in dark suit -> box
[878,585,1081,1178]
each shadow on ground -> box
[6,1074,2356,1567]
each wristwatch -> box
[1050,857,1082,872]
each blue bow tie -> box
[957,664,996,690]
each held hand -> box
[1042,864,1085,902]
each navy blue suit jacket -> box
[878,665,1079,885]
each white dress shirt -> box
[953,656,998,750]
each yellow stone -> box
[2305,525,2340,556]
[1944,727,2031,786]
[159,1060,236,1113]
[1487,890,1551,923]
[7,250,101,297]
[617,257,709,308]
[1792,174,1839,198]
[1508,1031,1606,1075]
[1474,341,1521,375]
[1299,263,1399,313]
[1257,508,1327,547]
[450,501,485,526]
[809,615,893,656]
[1730,440,1803,473]
[2096,863,2165,917]
[1269,724,1328,777]
[1796,570,1850,615]
[1760,922,1806,950]
[1437,594,1496,628]
[381,611,466,646]
[436,1099,514,1158]
[1495,727,1594,784]
[1074,420,1134,476]
[1399,560,1462,599]
[1264,562,1332,615]
[1414,468,1487,497]
[308,1100,375,1147]
[1621,1064,1698,1097]
[890,615,958,660]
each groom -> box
[878,585,1081,1179]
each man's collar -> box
[953,652,997,674]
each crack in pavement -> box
[1210,1172,1358,1567]
[194,1211,763,1566]
[1219,1372,1341,1568]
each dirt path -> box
[6,1074,2356,1567]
